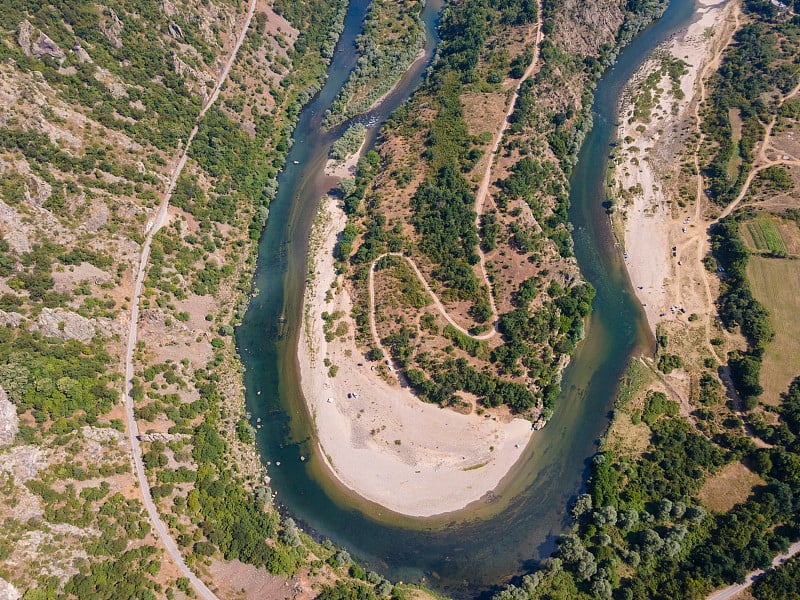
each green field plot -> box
[742,217,789,256]
[746,255,800,404]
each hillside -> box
[0,0,409,597]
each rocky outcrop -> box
[0,388,18,448]
[24,176,51,208]
[32,308,120,342]
[0,446,44,483]
[168,23,184,39]
[100,8,124,49]
[17,20,66,63]
[0,577,21,600]
[0,311,24,329]
[81,425,125,446]
[81,199,109,232]
[139,432,191,443]
[33,33,66,62]
[72,42,93,64]
[17,20,33,56]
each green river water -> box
[237,0,698,596]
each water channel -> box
[237,0,698,596]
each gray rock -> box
[72,42,93,64]
[32,32,66,62]
[0,200,30,254]
[17,20,33,56]
[24,176,51,208]
[81,425,125,446]
[0,388,18,448]
[0,311,24,328]
[168,22,184,38]
[0,577,21,600]
[0,446,44,483]
[100,8,123,49]
[32,308,120,342]
[139,432,190,443]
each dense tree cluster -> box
[711,216,774,407]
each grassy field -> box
[743,217,789,256]
[698,461,764,512]
[746,254,800,404]
[727,108,743,179]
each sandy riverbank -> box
[324,138,365,179]
[614,0,736,334]
[297,193,532,518]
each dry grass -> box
[461,90,509,138]
[698,461,765,513]
[746,255,800,404]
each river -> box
[237,0,697,597]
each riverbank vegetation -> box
[324,0,426,128]
[331,123,367,162]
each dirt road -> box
[122,2,257,598]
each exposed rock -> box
[168,22,184,39]
[0,311,24,328]
[12,524,92,584]
[162,0,177,17]
[53,261,112,294]
[82,200,109,232]
[0,577,21,600]
[0,387,18,448]
[17,21,33,56]
[139,432,191,443]
[81,425,125,445]
[0,446,44,483]
[32,308,121,342]
[94,67,127,99]
[24,176,51,208]
[100,8,124,49]
[172,51,189,77]
[0,199,31,254]
[82,426,126,462]
[32,33,66,62]
[72,42,93,64]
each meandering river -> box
[237,0,697,596]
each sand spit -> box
[297,191,531,518]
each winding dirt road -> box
[122,2,256,598]
[367,5,544,354]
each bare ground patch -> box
[698,461,764,513]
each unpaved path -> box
[472,13,544,323]
[122,2,256,598]
[707,541,800,600]
[368,3,544,355]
